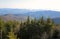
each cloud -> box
[0,0,60,11]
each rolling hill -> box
[52,17,60,24]
[0,14,27,22]
[0,8,60,24]
[0,8,60,18]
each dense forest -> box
[0,16,60,39]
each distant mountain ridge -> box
[0,14,27,22]
[0,8,60,24]
[0,8,31,15]
[24,10,60,18]
[52,17,60,24]
[0,8,60,18]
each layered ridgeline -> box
[0,8,60,24]
[0,14,28,22]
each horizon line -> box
[0,8,60,12]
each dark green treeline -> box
[0,16,60,39]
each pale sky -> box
[0,0,60,11]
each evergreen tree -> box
[39,16,44,24]
[0,18,5,39]
[26,16,30,24]
[8,27,17,39]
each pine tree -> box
[8,30,17,39]
[0,18,5,39]
[39,16,44,25]
[26,16,30,24]
[8,24,17,39]
[46,17,52,25]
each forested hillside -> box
[0,16,60,39]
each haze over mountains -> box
[0,8,60,24]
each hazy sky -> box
[0,0,60,11]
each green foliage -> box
[0,16,60,39]
[8,27,17,39]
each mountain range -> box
[0,8,60,24]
